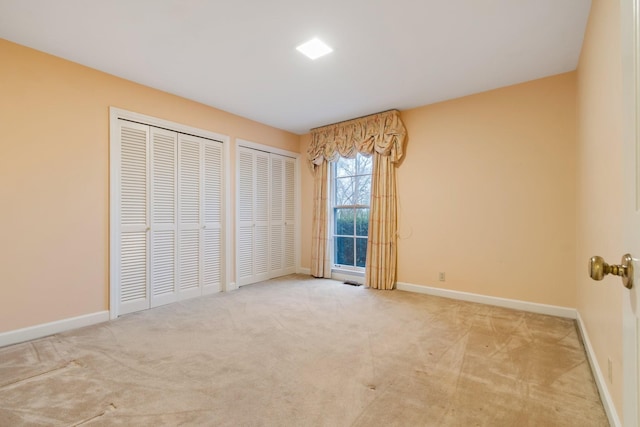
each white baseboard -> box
[297,267,311,275]
[225,282,238,292]
[576,312,621,427]
[0,311,109,348]
[396,282,577,319]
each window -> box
[332,154,372,270]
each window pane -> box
[332,153,371,269]
[335,177,355,205]
[336,157,355,178]
[356,238,367,267]
[335,208,354,235]
[335,237,355,266]
[357,154,372,175]
[356,175,371,205]
[355,208,369,236]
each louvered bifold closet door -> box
[253,151,271,283]
[178,134,202,300]
[118,120,150,314]
[149,127,178,308]
[201,140,223,295]
[283,157,296,274]
[237,148,254,286]
[269,155,285,278]
[237,147,272,286]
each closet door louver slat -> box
[120,233,147,301]
[237,227,253,280]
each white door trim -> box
[236,138,300,160]
[109,107,231,319]
[621,0,640,425]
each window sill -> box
[331,267,364,284]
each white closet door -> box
[269,153,296,277]
[283,157,296,274]
[269,155,285,278]
[113,112,227,317]
[237,148,254,286]
[202,140,223,295]
[150,128,178,307]
[178,134,201,300]
[254,151,271,282]
[118,120,150,315]
[237,147,272,286]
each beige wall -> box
[300,73,577,308]
[576,0,624,416]
[0,38,299,333]
[397,73,577,307]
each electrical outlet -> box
[607,358,613,383]
[439,272,445,281]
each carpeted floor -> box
[0,274,608,426]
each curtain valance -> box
[307,110,407,168]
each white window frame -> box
[330,154,372,278]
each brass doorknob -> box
[588,254,634,289]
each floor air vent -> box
[344,280,363,287]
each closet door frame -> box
[235,139,301,286]
[109,107,231,320]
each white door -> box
[283,156,297,275]
[178,134,203,300]
[149,127,178,308]
[111,110,227,317]
[270,154,285,277]
[202,140,224,294]
[237,146,298,286]
[269,154,297,278]
[622,0,640,424]
[236,147,272,286]
[254,151,271,282]
[117,120,151,315]
[237,147,255,286]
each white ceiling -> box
[0,0,591,134]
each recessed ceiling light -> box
[296,38,333,60]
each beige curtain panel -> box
[310,160,331,278]
[307,110,407,289]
